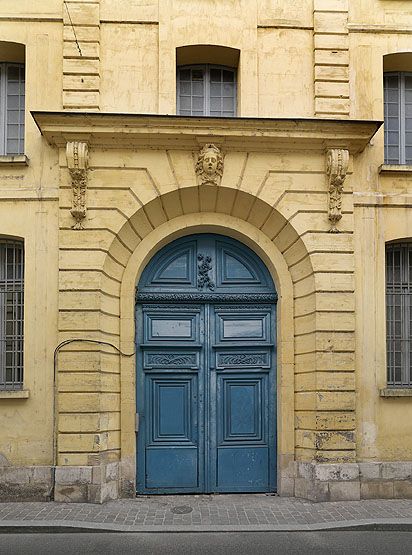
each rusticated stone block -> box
[54,484,88,503]
[0,483,51,502]
[394,481,412,499]
[278,477,295,497]
[296,462,314,480]
[315,463,359,482]
[361,481,394,499]
[294,477,329,502]
[381,462,412,481]
[55,466,93,485]
[359,462,381,480]
[106,462,119,482]
[329,481,360,501]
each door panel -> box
[144,375,199,489]
[136,234,277,494]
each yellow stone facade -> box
[0,0,411,502]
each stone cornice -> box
[31,111,382,154]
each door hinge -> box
[135,412,139,433]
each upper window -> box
[0,62,25,156]
[386,242,412,387]
[177,64,236,117]
[0,240,24,390]
[384,72,412,165]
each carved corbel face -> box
[203,151,218,176]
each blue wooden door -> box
[136,235,277,494]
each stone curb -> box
[1,518,412,533]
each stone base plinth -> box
[295,461,412,501]
[1,461,412,503]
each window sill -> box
[379,164,412,175]
[0,155,29,167]
[380,388,412,397]
[0,389,29,399]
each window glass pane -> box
[210,83,221,97]
[223,83,234,97]
[192,69,204,81]
[192,81,203,96]
[177,64,236,117]
[179,96,191,110]
[6,139,19,155]
[7,66,20,81]
[192,96,204,111]
[210,97,221,112]
[180,82,191,95]
[223,97,234,111]
[210,68,221,82]
[179,69,190,81]
[0,242,24,390]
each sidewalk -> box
[1,494,412,532]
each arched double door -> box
[135,234,277,494]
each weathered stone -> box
[294,477,329,502]
[393,480,412,499]
[359,462,381,480]
[315,463,359,482]
[329,481,360,501]
[361,481,394,499]
[278,477,295,497]
[55,466,93,485]
[296,462,314,480]
[106,462,119,482]
[0,467,32,484]
[54,484,88,503]
[0,483,51,502]
[381,462,412,481]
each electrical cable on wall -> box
[50,339,136,499]
[64,1,83,57]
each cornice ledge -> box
[31,111,382,155]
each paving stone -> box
[0,494,412,531]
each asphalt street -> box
[0,531,411,555]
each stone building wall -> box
[0,0,411,502]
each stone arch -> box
[100,185,316,496]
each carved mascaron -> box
[66,141,89,230]
[195,143,224,186]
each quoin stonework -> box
[0,0,412,504]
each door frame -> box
[135,233,278,494]
[117,214,295,497]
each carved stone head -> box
[195,143,224,186]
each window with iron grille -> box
[0,62,25,156]
[0,241,24,390]
[386,242,412,387]
[177,64,236,117]
[384,72,412,165]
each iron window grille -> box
[384,72,412,165]
[0,62,25,156]
[386,242,412,387]
[177,64,237,117]
[0,241,24,390]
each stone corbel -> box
[66,141,89,230]
[326,148,349,233]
